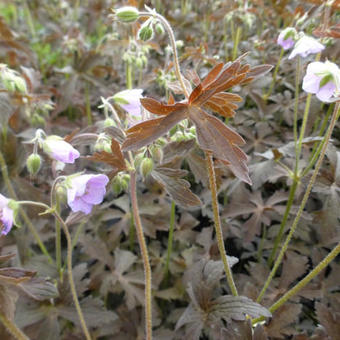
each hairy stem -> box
[268,179,298,266]
[17,201,91,340]
[0,312,30,340]
[205,152,238,296]
[139,11,189,98]
[253,240,340,325]
[164,200,176,283]
[53,212,92,340]
[257,102,339,303]
[129,170,153,340]
[0,151,53,264]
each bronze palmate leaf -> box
[122,57,272,184]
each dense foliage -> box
[0,1,339,339]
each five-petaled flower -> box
[43,137,80,164]
[0,194,15,235]
[288,35,324,59]
[277,27,297,50]
[302,60,340,102]
[66,174,109,214]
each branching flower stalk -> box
[0,151,53,264]
[257,101,339,303]
[0,312,30,340]
[138,8,238,295]
[17,201,92,340]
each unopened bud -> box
[155,22,165,35]
[139,158,154,178]
[138,24,154,42]
[26,153,42,175]
[115,6,139,23]
[135,57,144,69]
[104,117,115,127]
[150,146,163,164]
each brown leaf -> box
[265,303,301,338]
[316,302,340,339]
[151,167,202,208]
[0,268,36,285]
[88,138,126,176]
[140,97,187,116]
[188,106,251,184]
[122,110,186,151]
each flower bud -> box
[150,146,163,164]
[135,57,144,69]
[138,23,154,42]
[115,6,139,23]
[104,117,115,128]
[155,22,165,35]
[139,158,154,179]
[26,153,42,175]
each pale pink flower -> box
[66,174,109,214]
[288,35,324,59]
[0,194,14,235]
[277,27,296,50]
[302,61,340,102]
[43,137,80,163]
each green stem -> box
[53,211,92,340]
[126,62,132,90]
[269,240,340,314]
[0,312,29,340]
[164,200,176,282]
[129,169,153,340]
[0,151,53,264]
[295,93,312,169]
[253,240,340,325]
[263,48,284,102]
[129,213,135,251]
[268,66,312,265]
[85,83,92,126]
[205,152,238,296]
[232,26,242,61]
[268,179,298,266]
[293,56,301,148]
[257,102,339,303]
[17,201,92,340]
[139,11,189,98]
[55,195,62,277]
